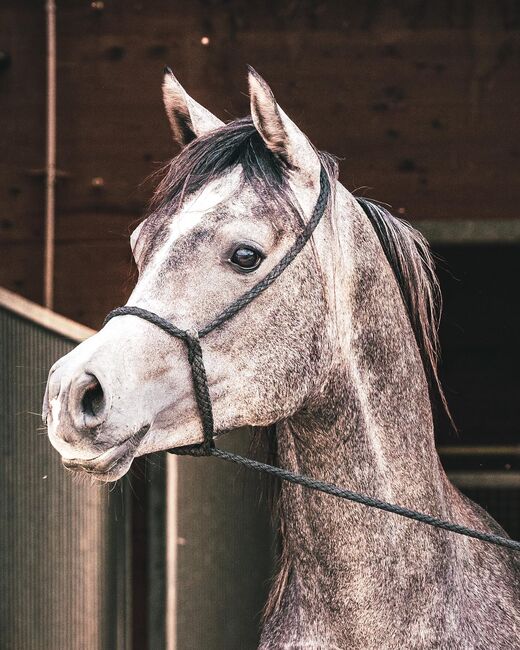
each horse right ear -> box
[162,67,224,147]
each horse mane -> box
[356,198,453,428]
[151,116,338,216]
[152,117,285,212]
[152,115,450,425]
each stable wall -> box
[1,1,519,327]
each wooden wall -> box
[1,0,519,323]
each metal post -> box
[166,454,178,650]
[44,0,56,309]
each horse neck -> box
[268,188,453,624]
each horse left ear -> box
[248,66,321,192]
[163,67,224,147]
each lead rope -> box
[199,448,520,552]
[104,166,520,553]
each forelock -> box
[152,117,289,215]
[151,116,339,218]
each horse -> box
[43,67,519,649]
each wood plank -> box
[0,286,95,341]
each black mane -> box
[154,117,290,213]
[152,116,338,215]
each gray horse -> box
[43,68,519,649]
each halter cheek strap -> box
[102,165,520,553]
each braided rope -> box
[203,448,520,552]
[103,310,216,452]
[185,332,215,451]
[104,305,189,340]
[104,165,520,554]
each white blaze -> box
[132,171,241,301]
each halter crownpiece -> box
[103,165,520,553]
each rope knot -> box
[185,328,200,341]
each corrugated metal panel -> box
[0,306,131,650]
[0,295,274,650]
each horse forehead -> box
[139,168,249,286]
[146,169,240,255]
[167,168,243,243]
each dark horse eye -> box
[229,246,264,272]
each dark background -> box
[1,3,519,443]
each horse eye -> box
[229,246,264,272]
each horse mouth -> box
[61,425,149,480]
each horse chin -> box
[62,452,134,483]
[60,425,150,483]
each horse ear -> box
[248,66,321,189]
[162,67,224,147]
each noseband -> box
[104,165,520,553]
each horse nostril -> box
[81,377,105,419]
[74,373,109,429]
